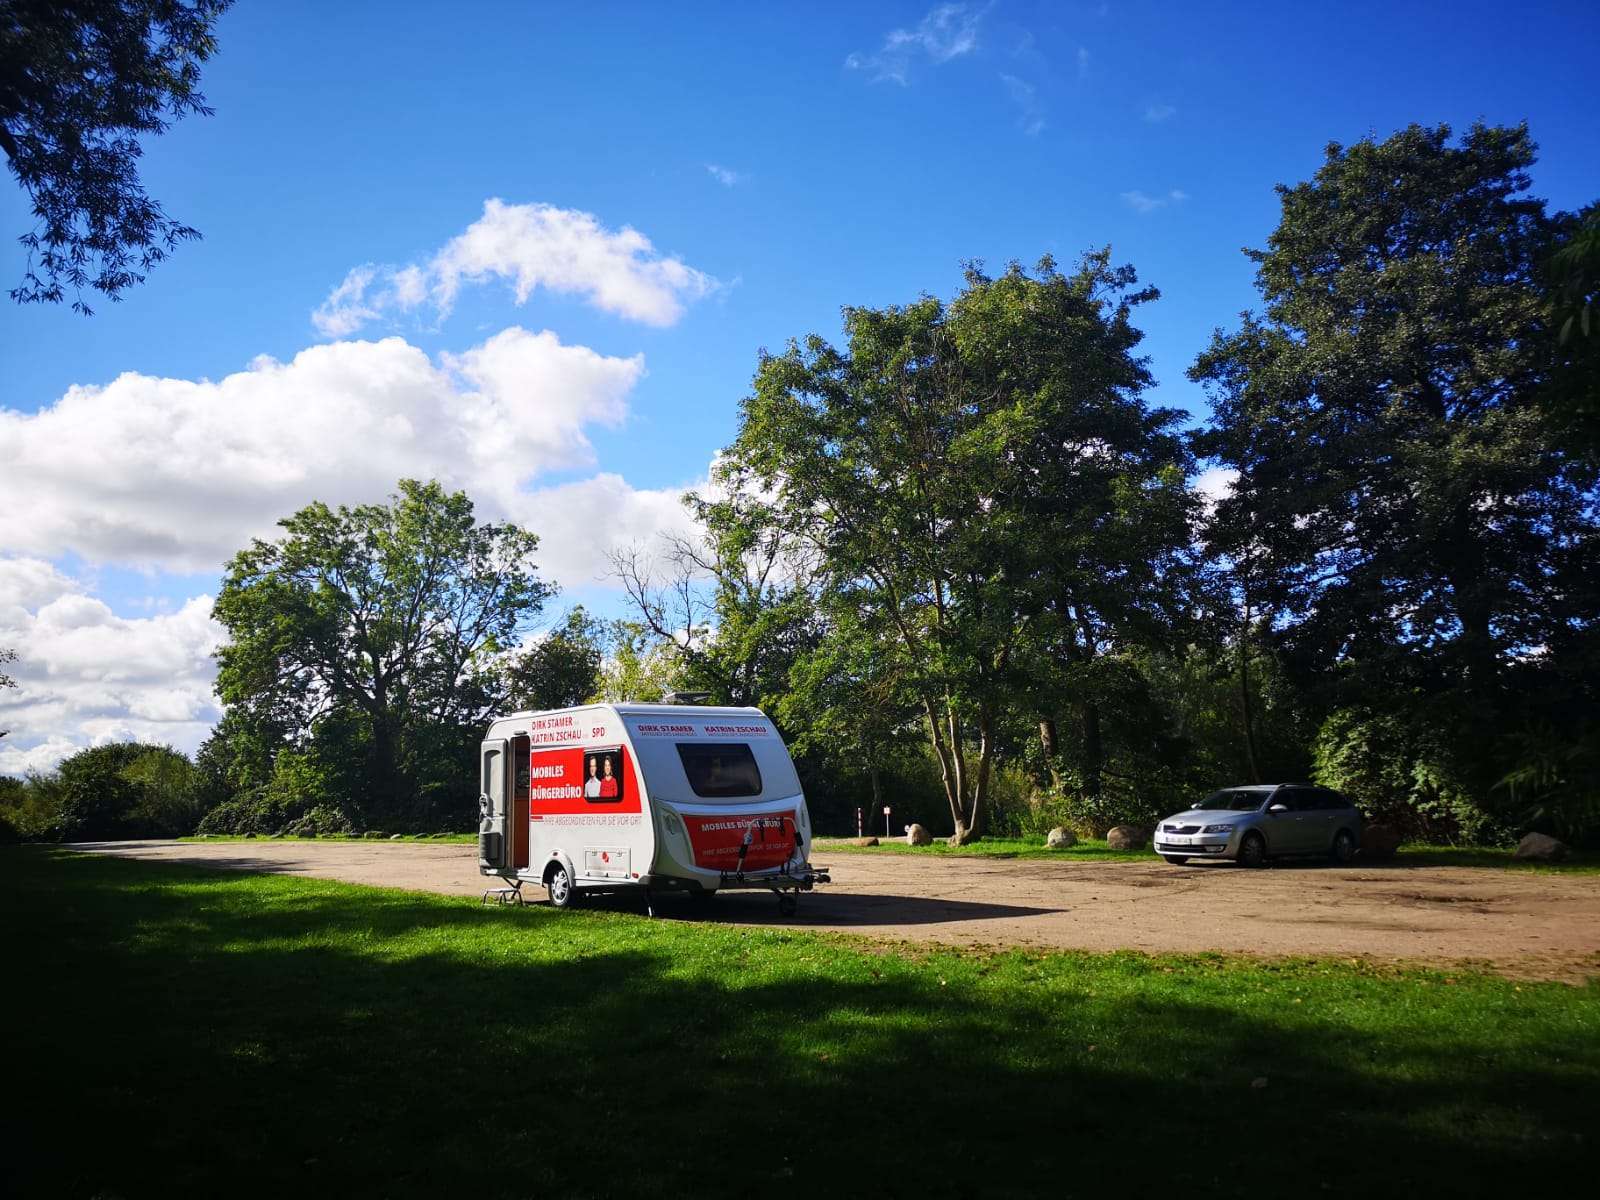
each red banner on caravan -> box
[527,745,640,815]
[681,811,797,872]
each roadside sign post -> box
[883,805,891,837]
[856,807,862,837]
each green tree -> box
[213,479,550,828]
[1193,124,1600,809]
[51,741,196,839]
[720,254,1193,843]
[612,487,822,713]
[592,620,687,704]
[2,0,232,312]
[504,607,605,712]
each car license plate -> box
[1166,835,1191,845]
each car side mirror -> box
[1268,803,1289,813]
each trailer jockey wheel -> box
[546,862,577,908]
[777,894,798,917]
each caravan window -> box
[677,742,762,798]
[583,748,626,804]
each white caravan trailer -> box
[477,703,829,914]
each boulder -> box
[243,831,257,840]
[1105,825,1149,851]
[1513,832,1569,862]
[852,836,880,847]
[1360,824,1402,860]
[389,834,404,841]
[1046,826,1077,850]
[905,823,933,846]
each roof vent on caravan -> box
[662,690,712,705]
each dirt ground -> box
[74,839,1600,980]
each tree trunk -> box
[1238,628,1261,784]
[923,696,965,836]
[869,762,883,834]
[1079,700,1103,798]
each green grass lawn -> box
[3,848,1596,1198]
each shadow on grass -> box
[2,848,1595,1198]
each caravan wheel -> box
[546,862,577,908]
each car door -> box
[1266,787,1316,853]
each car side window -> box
[1322,789,1353,810]
[1275,788,1311,812]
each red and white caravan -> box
[478,703,829,914]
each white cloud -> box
[1000,74,1045,136]
[312,199,718,337]
[1076,46,1091,79]
[846,3,987,84]
[1143,102,1176,122]
[1121,188,1189,213]
[512,472,706,590]
[0,328,645,576]
[705,164,745,187]
[0,562,224,774]
[1194,466,1238,514]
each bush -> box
[0,773,66,841]
[286,806,353,837]
[42,743,201,841]
[1312,706,1508,843]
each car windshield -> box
[1193,789,1267,812]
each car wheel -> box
[1237,832,1267,868]
[546,862,577,908]
[1160,854,1189,865]
[1330,828,1357,864]
[777,894,798,917]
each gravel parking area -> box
[75,838,1600,980]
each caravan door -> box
[478,737,509,872]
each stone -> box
[905,823,933,846]
[1046,827,1077,849]
[1359,824,1402,859]
[1105,825,1149,851]
[852,837,880,847]
[389,834,404,840]
[243,831,257,840]
[1513,832,1569,862]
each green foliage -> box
[720,253,1195,842]
[1196,124,1599,694]
[20,742,202,840]
[1311,706,1505,842]
[1,0,232,312]
[212,479,550,831]
[592,619,688,704]
[504,607,604,711]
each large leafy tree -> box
[504,607,605,712]
[721,254,1195,843]
[1194,124,1600,797]
[2,0,231,312]
[213,480,550,825]
[611,487,823,712]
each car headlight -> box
[1202,823,1235,834]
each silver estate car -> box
[1153,784,1361,867]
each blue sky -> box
[1,0,1596,769]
